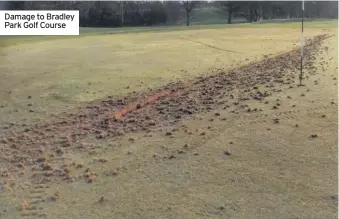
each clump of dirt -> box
[0,34,330,184]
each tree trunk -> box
[227,9,232,24]
[186,10,190,26]
[120,2,124,26]
[254,7,259,22]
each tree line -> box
[2,1,338,27]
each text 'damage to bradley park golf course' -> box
[0,10,79,35]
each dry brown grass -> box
[0,26,333,125]
[0,25,337,219]
[40,33,336,219]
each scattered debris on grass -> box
[99,196,105,203]
[0,34,330,184]
[168,155,176,159]
[20,200,29,211]
[223,151,231,156]
[310,134,318,138]
[51,191,60,201]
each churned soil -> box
[0,34,331,185]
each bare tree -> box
[117,1,125,26]
[182,0,197,26]
[3,1,337,27]
[236,1,260,22]
[219,1,242,24]
[226,2,233,24]
[163,1,182,24]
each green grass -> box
[0,20,337,47]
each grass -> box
[0,21,337,219]
[6,36,337,219]
[53,34,337,219]
[0,19,337,47]
[1,22,336,124]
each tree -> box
[5,1,25,10]
[182,0,197,26]
[226,2,233,24]
[2,1,337,27]
[220,1,242,24]
[118,1,125,26]
[163,1,182,25]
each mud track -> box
[0,34,331,184]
